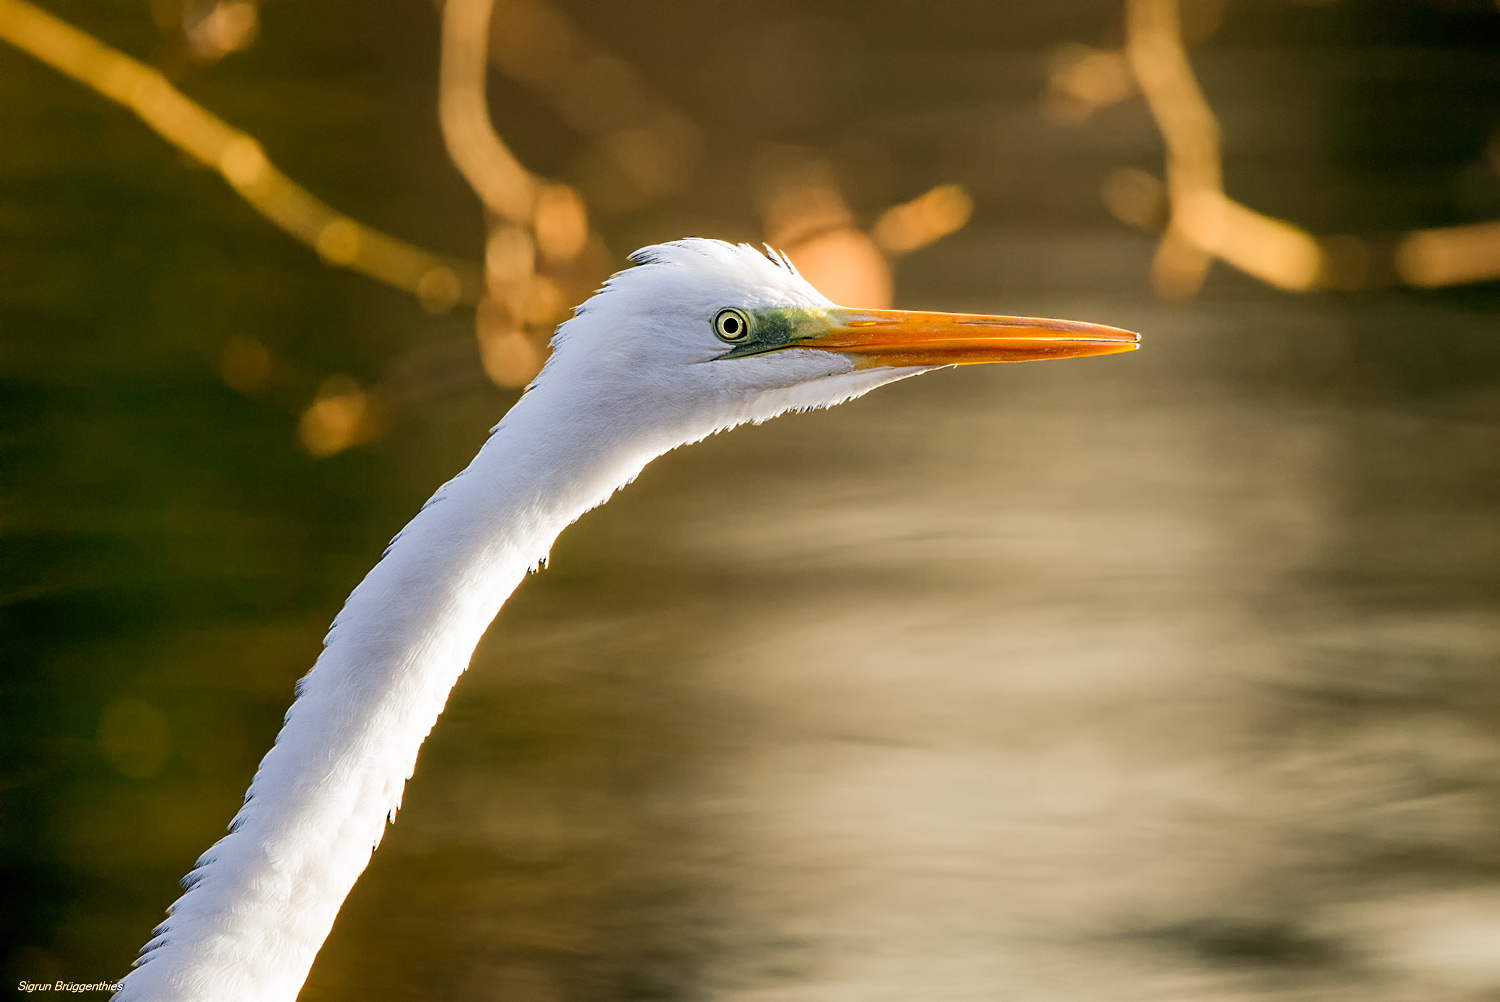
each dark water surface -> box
[3,1,1499,999]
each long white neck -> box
[116,385,667,1002]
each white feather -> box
[115,240,929,1002]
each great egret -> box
[115,238,1137,1002]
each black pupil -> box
[722,315,741,335]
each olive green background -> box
[3,2,1499,999]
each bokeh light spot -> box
[532,184,589,264]
[299,375,370,457]
[219,336,271,394]
[417,266,462,314]
[316,219,361,266]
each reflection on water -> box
[3,0,1499,999]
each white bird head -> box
[531,238,1138,446]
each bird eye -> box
[713,308,751,343]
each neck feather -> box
[116,388,665,1002]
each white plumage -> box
[115,239,1135,1001]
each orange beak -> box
[799,308,1140,368]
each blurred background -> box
[2,0,1499,999]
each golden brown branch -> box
[0,0,481,312]
[1125,0,1320,297]
[438,0,536,222]
[1119,0,1500,296]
